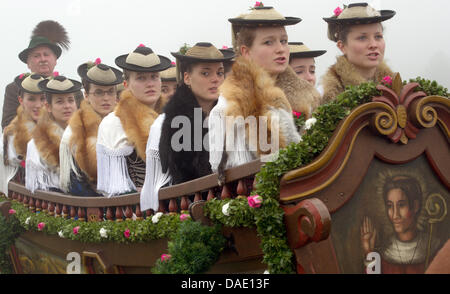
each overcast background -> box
[1,0,449,123]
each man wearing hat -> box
[1,20,83,130]
[59,59,123,196]
[0,73,45,194]
[25,74,82,193]
[96,44,171,197]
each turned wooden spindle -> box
[55,203,61,217]
[78,207,86,222]
[48,202,55,216]
[135,205,143,220]
[145,209,153,219]
[207,189,215,201]
[220,184,232,199]
[125,206,133,220]
[237,179,248,196]
[194,192,202,202]
[62,205,69,218]
[180,196,190,211]
[11,192,18,200]
[35,199,42,212]
[158,201,166,213]
[17,193,23,203]
[115,206,123,222]
[70,206,76,220]
[42,201,48,214]
[106,207,114,221]
[169,199,178,213]
[29,197,35,212]
[23,195,29,207]
[98,208,104,221]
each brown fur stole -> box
[68,100,102,181]
[3,106,36,165]
[115,89,158,161]
[321,55,394,104]
[275,65,322,118]
[32,109,64,169]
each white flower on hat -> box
[25,216,31,225]
[152,212,164,224]
[99,227,108,238]
[222,202,230,216]
[304,117,317,130]
[58,230,64,238]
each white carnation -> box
[99,227,108,238]
[304,117,317,130]
[222,202,230,216]
[152,212,164,224]
[58,230,64,238]
[25,216,31,225]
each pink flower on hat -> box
[95,58,101,65]
[334,6,343,17]
[254,1,263,7]
[38,222,45,231]
[124,229,131,238]
[20,160,25,168]
[53,71,59,77]
[248,195,263,208]
[293,111,302,119]
[8,209,16,215]
[382,75,393,85]
[19,73,25,79]
[171,61,176,66]
[73,226,80,235]
[222,45,229,49]
[161,254,171,262]
[138,43,145,47]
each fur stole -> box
[321,55,394,104]
[275,65,322,118]
[32,109,64,169]
[3,106,36,165]
[115,89,158,161]
[159,84,212,185]
[68,100,102,181]
[219,56,293,150]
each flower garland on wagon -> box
[0,77,448,274]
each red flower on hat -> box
[53,71,59,77]
[334,6,343,17]
[171,61,176,66]
[19,73,25,79]
[254,1,263,7]
[95,58,101,65]
[138,43,145,47]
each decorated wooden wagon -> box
[1,73,449,274]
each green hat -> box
[18,20,70,64]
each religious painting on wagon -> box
[330,155,449,274]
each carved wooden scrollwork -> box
[282,198,331,249]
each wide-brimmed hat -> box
[77,59,123,86]
[171,42,235,63]
[115,44,172,72]
[288,42,327,59]
[324,3,396,41]
[38,74,82,94]
[228,3,301,27]
[160,63,177,82]
[14,73,45,94]
[19,20,70,64]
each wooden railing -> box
[7,159,263,221]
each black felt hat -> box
[14,73,45,94]
[115,45,172,72]
[77,59,123,86]
[38,74,82,94]
[288,42,327,59]
[171,42,235,63]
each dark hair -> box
[123,69,131,81]
[81,78,91,94]
[383,176,422,215]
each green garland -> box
[1,77,448,274]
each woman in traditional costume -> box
[140,43,234,211]
[0,73,45,193]
[160,62,177,101]
[59,59,123,196]
[321,2,395,103]
[208,3,321,175]
[96,45,171,197]
[25,75,81,193]
[288,42,326,87]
